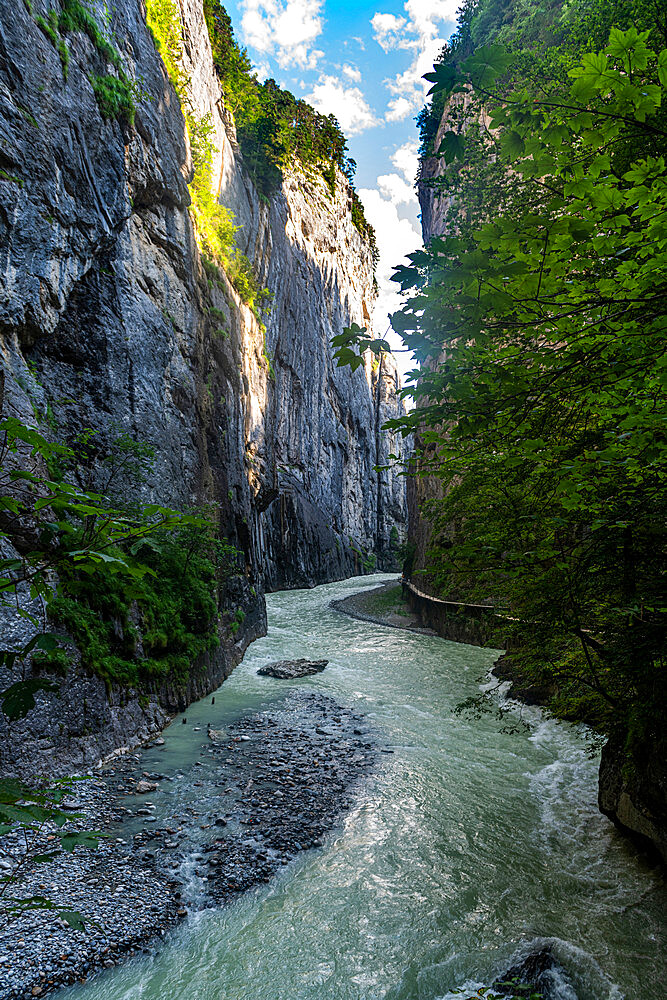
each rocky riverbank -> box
[0,775,182,999]
[0,690,377,998]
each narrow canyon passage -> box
[56,575,666,1000]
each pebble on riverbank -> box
[0,779,182,1000]
[200,691,376,902]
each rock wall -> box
[0,0,406,776]
[402,102,456,602]
[599,731,667,865]
[178,0,407,589]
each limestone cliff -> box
[0,0,406,776]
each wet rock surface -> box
[493,945,577,1000]
[0,691,376,999]
[257,658,329,679]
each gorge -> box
[0,1,665,999]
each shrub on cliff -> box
[0,418,242,692]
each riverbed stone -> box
[257,659,329,679]
[135,780,158,794]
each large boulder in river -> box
[258,659,329,679]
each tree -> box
[335,28,667,746]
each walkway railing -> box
[401,578,497,612]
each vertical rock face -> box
[401,136,452,600]
[0,0,406,774]
[407,93,490,598]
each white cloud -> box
[372,1,458,122]
[371,13,407,52]
[305,75,379,134]
[342,63,362,82]
[391,140,420,184]
[386,96,413,121]
[377,172,414,205]
[240,0,325,70]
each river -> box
[62,574,666,1000]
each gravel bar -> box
[0,689,378,998]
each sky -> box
[221,0,460,369]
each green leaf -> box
[58,910,87,930]
[463,44,513,88]
[658,50,667,88]
[59,831,103,851]
[437,131,465,163]
[500,130,525,161]
[0,678,60,721]
[423,62,460,96]
[606,26,652,73]
[391,264,420,290]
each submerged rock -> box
[257,659,329,679]
[494,945,577,1000]
[135,780,158,794]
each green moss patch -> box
[44,532,240,689]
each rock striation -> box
[0,0,406,776]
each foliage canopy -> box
[337,13,667,751]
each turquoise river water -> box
[63,574,666,1000]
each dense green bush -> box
[44,527,241,688]
[0,416,243,693]
[91,73,137,126]
[396,6,667,747]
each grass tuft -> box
[91,73,137,126]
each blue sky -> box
[221,1,459,362]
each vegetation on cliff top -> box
[201,0,377,259]
[144,0,269,315]
[417,0,665,158]
[337,2,667,771]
